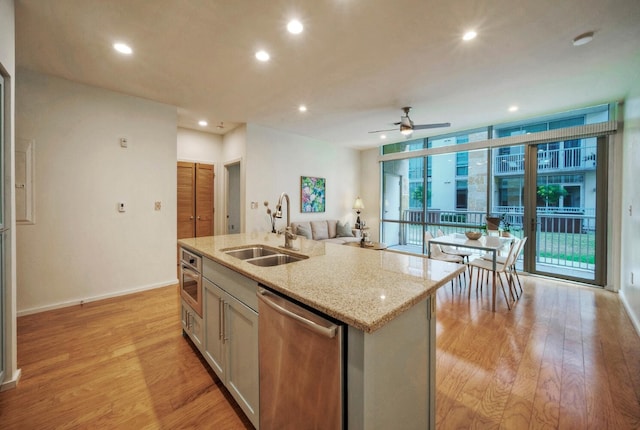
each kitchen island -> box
[179,232,464,429]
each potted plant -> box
[485,215,501,231]
[500,213,511,237]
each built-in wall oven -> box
[179,248,202,316]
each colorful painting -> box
[300,176,326,213]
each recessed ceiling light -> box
[113,42,133,55]
[198,120,208,127]
[287,19,304,34]
[298,105,307,112]
[462,31,477,41]
[573,31,594,46]
[508,106,519,112]
[255,50,270,62]
[380,134,387,140]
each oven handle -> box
[181,265,200,281]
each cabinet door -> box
[195,163,214,237]
[225,294,259,428]
[181,300,203,351]
[203,279,225,380]
[177,162,196,239]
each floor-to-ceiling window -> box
[380,104,614,286]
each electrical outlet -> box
[119,137,128,148]
[118,202,126,212]
[154,201,162,211]
[251,201,259,209]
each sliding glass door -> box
[491,137,606,284]
[525,137,606,284]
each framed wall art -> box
[300,176,325,213]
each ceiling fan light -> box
[400,124,413,136]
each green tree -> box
[537,184,568,206]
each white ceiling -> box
[15,0,640,150]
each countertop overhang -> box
[179,233,464,333]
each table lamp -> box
[353,197,364,229]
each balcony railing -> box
[393,208,596,275]
[494,145,597,175]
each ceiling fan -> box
[369,107,451,137]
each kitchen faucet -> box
[274,192,297,249]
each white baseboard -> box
[0,368,22,392]
[619,289,640,337]
[17,279,178,317]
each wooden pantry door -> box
[195,163,214,237]
[177,162,214,239]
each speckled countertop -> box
[179,232,465,333]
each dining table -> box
[427,233,515,311]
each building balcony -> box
[494,145,597,176]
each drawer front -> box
[203,258,258,311]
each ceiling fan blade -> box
[412,122,451,130]
[368,128,398,133]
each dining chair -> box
[425,231,465,289]
[480,236,527,299]
[437,228,473,263]
[468,239,519,310]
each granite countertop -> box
[179,232,465,333]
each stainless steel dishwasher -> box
[257,286,344,429]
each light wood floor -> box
[1,277,639,429]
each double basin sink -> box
[222,245,307,267]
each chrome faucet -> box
[274,192,297,249]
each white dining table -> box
[427,233,514,311]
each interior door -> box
[177,162,195,239]
[195,163,214,237]
[225,162,241,234]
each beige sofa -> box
[291,220,361,244]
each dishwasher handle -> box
[257,288,338,339]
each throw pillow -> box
[296,224,312,239]
[310,221,329,240]
[336,221,354,237]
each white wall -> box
[15,69,178,314]
[177,127,222,163]
[244,124,361,234]
[0,0,19,389]
[221,125,247,234]
[360,148,380,242]
[620,87,640,334]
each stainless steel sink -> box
[223,246,280,260]
[246,254,307,267]
[222,245,307,267]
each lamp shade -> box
[353,197,364,210]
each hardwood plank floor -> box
[0,285,253,429]
[1,276,639,429]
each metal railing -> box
[390,208,596,274]
[494,145,597,175]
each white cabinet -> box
[224,292,259,424]
[202,261,259,429]
[181,299,203,351]
[203,279,225,379]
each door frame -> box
[224,159,242,234]
[523,136,608,285]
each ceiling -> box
[15,0,640,150]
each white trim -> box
[620,290,640,337]
[16,279,178,317]
[0,367,20,391]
